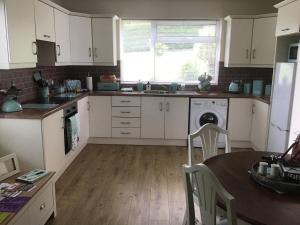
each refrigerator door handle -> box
[276,125,289,132]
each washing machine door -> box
[199,112,219,126]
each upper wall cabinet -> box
[69,16,93,64]
[35,0,55,42]
[0,0,37,69]
[224,14,277,68]
[54,9,71,65]
[92,17,118,66]
[275,0,300,36]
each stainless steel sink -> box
[143,90,169,94]
[22,103,59,109]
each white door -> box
[92,17,117,66]
[225,19,253,66]
[78,97,90,146]
[164,97,189,139]
[89,96,112,137]
[5,0,37,64]
[69,16,93,63]
[34,0,55,42]
[141,97,165,139]
[228,98,253,141]
[251,100,269,151]
[251,17,277,66]
[54,9,71,64]
[42,110,65,174]
[276,0,300,36]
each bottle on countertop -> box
[146,82,151,91]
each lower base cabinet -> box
[228,98,270,151]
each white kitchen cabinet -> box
[92,17,118,66]
[164,97,189,139]
[228,98,253,141]
[89,96,112,137]
[54,9,71,65]
[225,18,253,66]
[251,17,277,65]
[275,0,300,36]
[78,97,90,146]
[224,15,277,68]
[69,15,93,64]
[141,97,165,139]
[0,0,37,69]
[141,97,189,139]
[251,100,269,151]
[42,110,65,175]
[35,0,55,42]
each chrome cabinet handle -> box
[40,203,46,210]
[94,48,98,58]
[56,45,61,56]
[252,49,256,59]
[121,132,131,135]
[120,122,131,125]
[246,49,249,59]
[159,102,163,111]
[87,102,90,111]
[32,42,38,55]
[281,28,290,32]
[89,48,92,57]
[120,100,131,103]
[61,116,65,129]
[166,102,170,112]
[120,111,131,114]
[252,104,255,114]
[43,34,51,38]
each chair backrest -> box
[182,164,237,225]
[188,123,231,164]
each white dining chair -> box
[188,123,231,165]
[182,163,237,225]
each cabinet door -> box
[92,17,117,66]
[251,17,277,66]
[164,97,189,139]
[251,100,269,151]
[54,9,71,64]
[35,0,55,42]
[225,19,253,66]
[78,97,90,146]
[5,0,37,65]
[89,96,111,137]
[69,16,93,63]
[228,98,253,141]
[141,97,165,139]
[42,110,65,173]
[276,0,300,36]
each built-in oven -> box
[63,103,78,154]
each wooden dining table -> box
[203,151,300,225]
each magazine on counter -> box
[16,169,48,183]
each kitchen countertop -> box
[0,91,270,119]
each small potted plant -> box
[198,73,212,92]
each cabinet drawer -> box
[112,107,140,117]
[112,118,140,128]
[112,96,141,107]
[29,183,54,225]
[112,128,140,138]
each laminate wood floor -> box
[46,144,250,225]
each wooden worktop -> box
[0,91,270,120]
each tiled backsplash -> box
[0,61,272,104]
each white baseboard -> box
[231,141,252,148]
[88,137,188,146]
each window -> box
[121,20,221,84]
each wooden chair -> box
[188,123,231,165]
[182,163,237,225]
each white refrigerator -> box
[267,63,298,153]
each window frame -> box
[120,19,222,84]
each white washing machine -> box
[190,98,228,148]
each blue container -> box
[243,83,251,95]
[252,80,264,96]
[137,81,143,92]
[265,84,272,96]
